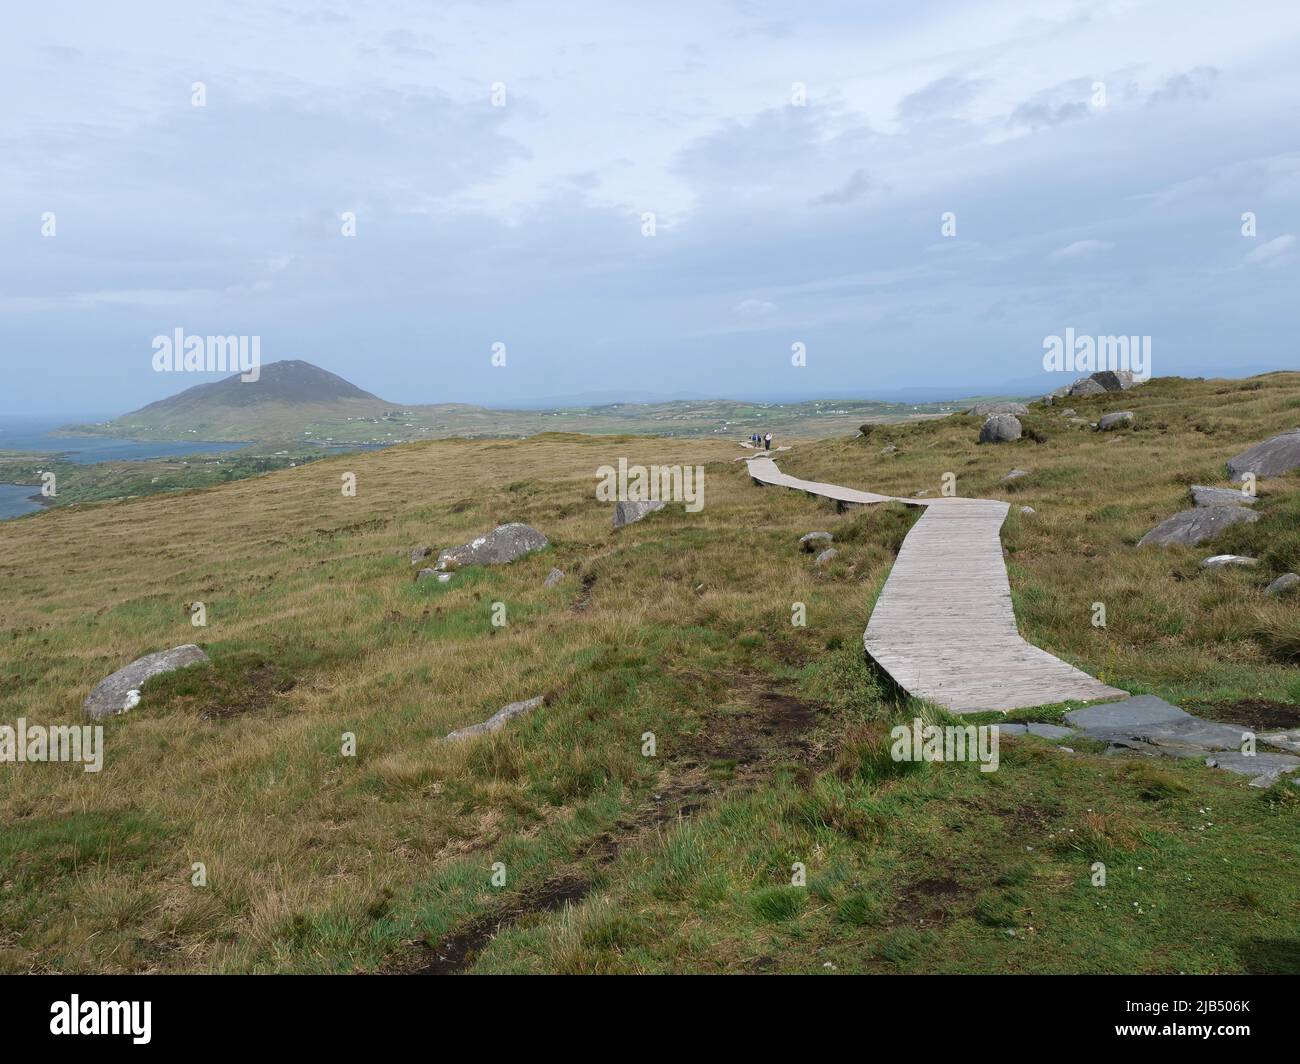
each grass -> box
[0,375,1298,973]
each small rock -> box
[880,445,897,456]
[84,645,211,720]
[1002,469,1030,481]
[814,548,838,566]
[979,414,1022,443]
[799,532,834,552]
[410,545,433,565]
[1060,408,1076,417]
[612,500,666,529]
[1199,555,1258,569]
[436,523,548,569]
[1265,572,1300,596]
[543,568,566,588]
[415,568,437,582]
[1190,485,1257,508]
[1137,506,1258,547]
[1097,411,1134,431]
[1020,506,1036,515]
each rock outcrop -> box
[1227,429,1300,480]
[435,523,548,569]
[1190,485,1257,508]
[445,696,546,741]
[84,645,211,720]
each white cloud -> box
[1243,233,1296,266]
[1049,239,1114,262]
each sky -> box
[1,0,1298,416]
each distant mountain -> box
[71,360,397,441]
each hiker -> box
[764,432,772,450]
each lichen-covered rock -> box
[1137,506,1258,547]
[1199,555,1257,569]
[543,568,566,588]
[979,414,1022,443]
[410,545,432,565]
[435,523,548,569]
[1090,369,1136,391]
[1097,411,1133,431]
[84,645,210,720]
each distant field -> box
[69,395,972,446]
[1,374,1297,973]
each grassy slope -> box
[0,375,1297,974]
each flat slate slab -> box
[1204,751,1300,777]
[1137,506,1258,547]
[1065,694,1188,732]
[1190,485,1256,508]
[1227,428,1300,480]
[1026,723,1075,740]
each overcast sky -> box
[2,0,1298,415]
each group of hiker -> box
[749,432,774,450]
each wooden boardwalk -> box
[746,455,1127,714]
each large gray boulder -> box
[445,696,545,742]
[612,500,666,528]
[979,414,1022,443]
[84,645,210,720]
[1227,429,1300,480]
[1137,506,1258,547]
[1090,369,1136,391]
[1068,377,1107,397]
[1097,411,1133,431]
[969,401,1029,417]
[435,523,548,570]
[1190,485,1257,508]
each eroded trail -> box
[745,455,1127,714]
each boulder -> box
[84,645,210,720]
[1266,573,1300,596]
[979,414,1022,444]
[543,568,566,588]
[1190,485,1256,508]
[1097,411,1133,431]
[612,500,666,529]
[1227,429,1300,480]
[1137,506,1258,547]
[814,548,838,566]
[1199,555,1258,569]
[1090,369,1136,391]
[435,523,548,569]
[445,696,546,742]
[1068,377,1107,397]
[799,531,833,553]
[969,401,1029,417]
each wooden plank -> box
[744,454,1127,714]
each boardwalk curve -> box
[745,455,1128,714]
